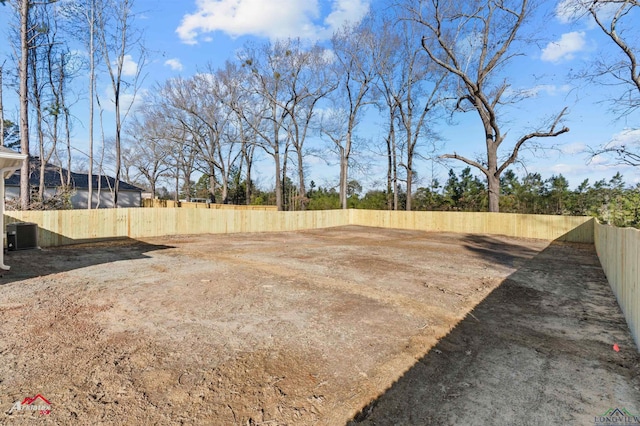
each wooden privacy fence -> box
[595,222,640,350]
[349,210,594,242]
[142,199,277,210]
[4,208,348,246]
[4,208,594,247]
[6,208,639,351]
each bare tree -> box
[565,0,640,165]
[60,51,74,187]
[62,0,103,207]
[326,21,378,209]
[152,77,221,202]
[277,40,336,210]
[191,71,240,204]
[96,0,145,207]
[371,17,402,210]
[239,41,293,210]
[395,32,446,211]
[29,16,46,201]
[0,63,5,147]
[11,0,55,210]
[158,74,239,204]
[374,15,447,211]
[149,116,193,203]
[125,110,172,197]
[217,61,259,205]
[405,0,569,212]
[35,3,71,201]
[175,131,198,202]
[85,0,99,206]
[8,0,63,208]
[18,0,31,209]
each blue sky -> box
[1,0,639,191]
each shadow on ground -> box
[461,234,540,268]
[0,239,174,285]
[349,240,640,425]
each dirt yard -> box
[0,225,638,425]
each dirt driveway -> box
[0,225,638,425]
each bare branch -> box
[591,145,640,166]
[497,107,570,175]
[574,0,640,118]
[440,152,489,177]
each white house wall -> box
[72,189,141,209]
[5,187,19,201]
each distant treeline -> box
[176,167,639,228]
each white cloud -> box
[323,0,370,29]
[561,142,587,155]
[101,86,148,115]
[549,163,586,174]
[541,31,587,63]
[520,84,572,97]
[589,154,609,166]
[321,48,336,63]
[164,58,184,71]
[549,160,614,175]
[605,128,640,149]
[176,0,370,44]
[115,54,138,77]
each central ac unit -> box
[6,222,38,251]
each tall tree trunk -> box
[0,65,4,147]
[174,169,179,202]
[149,178,156,200]
[88,2,95,208]
[96,105,106,208]
[392,134,398,211]
[32,47,46,203]
[272,101,283,211]
[63,58,72,187]
[114,83,121,207]
[274,152,282,211]
[488,173,500,212]
[221,176,228,204]
[243,147,252,205]
[406,147,413,211]
[386,128,393,210]
[97,0,143,209]
[296,148,306,211]
[208,168,215,203]
[487,143,499,212]
[19,0,30,210]
[282,143,288,210]
[339,146,348,210]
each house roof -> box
[5,158,143,192]
[0,146,27,179]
